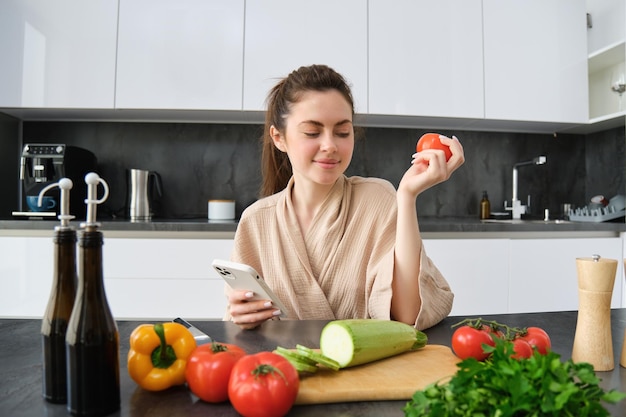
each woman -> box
[225,64,464,330]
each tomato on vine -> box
[511,338,533,359]
[519,327,551,354]
[451,318,552,361]
[451,325,495,361]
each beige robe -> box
[226,175,453,330]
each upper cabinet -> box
[0,0,605,132]
[242,0,367,113]
[586,0,625,54]
[0,0,117,108]
[368,0,484,119]
[116,0,244,110]
[482,0,589,124]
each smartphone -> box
[211,259,288,318]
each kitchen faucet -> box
[506,156,547,219]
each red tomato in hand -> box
[519,327,551,355]
[511,338,533,359]
[416,133,452,161]
[228,352,299,417]
[185,342,246,403]
[451,326,495,361]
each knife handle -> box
[173,317,192,328]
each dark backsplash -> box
[1,120,624,220]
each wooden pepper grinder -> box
[572,254,617,371]
[621,259,626,368]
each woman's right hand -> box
[399,135,465,199]
[226,288,282,330]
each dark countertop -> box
[2,310,625,417]
[1,216,625,236]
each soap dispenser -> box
[40,178,77,404]
[65,173,120,416]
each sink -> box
[482,219,571,225]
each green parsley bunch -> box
[404,337,625,416]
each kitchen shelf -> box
[588,40,625,73]
[587,40,626,128]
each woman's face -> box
[271,89,354,190]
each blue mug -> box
[26,195,56,212]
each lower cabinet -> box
[2,234,623,320]
[0,236,54,318]
[103,238,234,320]
[508,238,623,314]
[0,236,234,320]
[424,236,624,317]
[422,239,510,317]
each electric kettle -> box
[126,169,163,221]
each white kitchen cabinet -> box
[368,0,484,119]
[425,236,624,317]
[423,239,510,316]
[4,234,623,320]
[116,0,244,110]
[508,238,623,313]
[0,0,117,108]
[103,238,234,319]
[482,0,588,124]
[0,236,234,320]
[0,237,53,318]
[242,0,368,113]
[586,0,625,55]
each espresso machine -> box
[13,144,97,219]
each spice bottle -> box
[480,191,491,220]
[40,178,77,403]
[66,173,120,416]
[571,254,617,371]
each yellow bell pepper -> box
[127,322,197,391]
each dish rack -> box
[568,206,625,223]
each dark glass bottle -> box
[480,190,491,220]
[66,227,120,417]
[41,227,77,403]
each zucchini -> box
[296,344,341,371]
[273,347,318,374]
[319,319,428,368]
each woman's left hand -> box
[398,135,465,198]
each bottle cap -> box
[37,178,75,228]
[81,173,109,229]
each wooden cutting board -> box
[295,344,460,404]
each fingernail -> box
[264,301,272,308]
[272,310,282,316]
[245,291,254,298]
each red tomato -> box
[228,352,299,417]
[185,342,246,403]
[451,326,495,361]
[519,327,551,355]
[482,324,504,341]
[511,338,533,359]
[416,133,452,161]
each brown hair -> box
[259,64,355,197]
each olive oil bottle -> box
[41,179,77,403]
[66,173,120,416]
